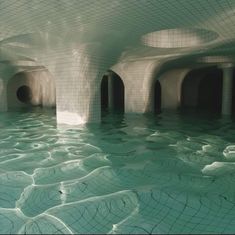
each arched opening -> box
[112,73,124,112]
[181,67,223,114]
[100,71,124,114]
[16,85,32,104]
[7,70,56,110]
[154,80,161,114]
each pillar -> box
[222,64,233,115]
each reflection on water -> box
[1,108,235,234]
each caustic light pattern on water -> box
[1,110,235,234]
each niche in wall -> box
[181,67,222,113]
[101,71,124,114]
[7,70,56,109]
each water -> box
[1,108,235,234]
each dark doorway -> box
[101,75,108,112]
[181,67,222,113]
[112,73,124,112]
[100,71,124,114]
[154,80,161,114]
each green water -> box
[1,109,235,234]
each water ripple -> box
[0,110,235,234]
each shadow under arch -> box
[181,66,223,114]
[231,68,235,116]
[154,80,161,114]
[7,69,56,110]
[100,70,125,115]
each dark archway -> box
[100,71,124,114]
[101,75,109,112]
[154,80,161,114]
[181,67,223,113]
[198,70,222,112]
[112,73,124,112]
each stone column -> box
[222,64,233,115]
[47,44,103,126]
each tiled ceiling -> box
[0,0,235,67]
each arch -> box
[154,80,161,114]
[100,70,125,114]
[7,69,56,109]
[181,67,223,113]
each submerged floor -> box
[1,109,235,234]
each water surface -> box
[1,109,235,234]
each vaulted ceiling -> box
[1,0,235,72]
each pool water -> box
[1,108,235,234]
